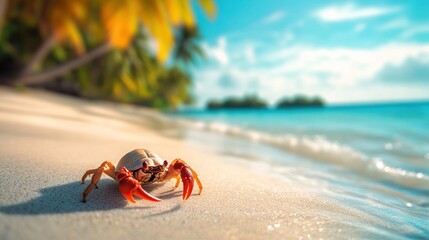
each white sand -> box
[0,87,375,239]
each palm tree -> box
[1,0,216,85]
[173,26,205,68]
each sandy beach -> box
[0,87,378,239]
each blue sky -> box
[191,0,429,105]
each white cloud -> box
[401,24,429,38]
[354,23,366,32]
[261,11,286,24]
[379,18,408,31]
[195,43,429,105]
[244,45,256,63]
[194,67,259,106]
[279,31,295,45]
[315,3,399,22]
[263,44,429,88]
[378,19,429,38]
[376,56,429,83]
[203,36,229,65]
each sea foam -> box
[179,119,429,191]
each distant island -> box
[276,95,325,108]
[207,95,267,109]
[207,94,325,109]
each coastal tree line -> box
[207,94,325,109]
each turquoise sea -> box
[166,102,429,239]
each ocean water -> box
[165,102,429,238]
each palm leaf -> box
[198,0,217,19]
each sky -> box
[191,0,429,106]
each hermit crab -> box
[81,149,202,203]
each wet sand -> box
[0,87,372,239]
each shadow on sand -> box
[0,179,182,216]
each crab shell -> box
[116,149,164,172]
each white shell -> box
[115,149,163,172]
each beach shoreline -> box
[0,87,377,239]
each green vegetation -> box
[42,27,198,109]
[0,0,215,110]
[207,95,268,109]
[276,95,325,108]
[207,95,325,109]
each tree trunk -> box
[12,43,112,85]
[21,35,56,75]
[0,0,7,36]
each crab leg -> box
[116,167,161,203]
[174,176,181,189]
[81,161,116,203]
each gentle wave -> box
[178,119,429,190]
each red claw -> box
[180,166,194,200]
[116,168,161,203]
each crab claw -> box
[180,166,194,200]
[116,168,161,203]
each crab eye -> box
[163,160,168,167]
[142,161,148,171]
